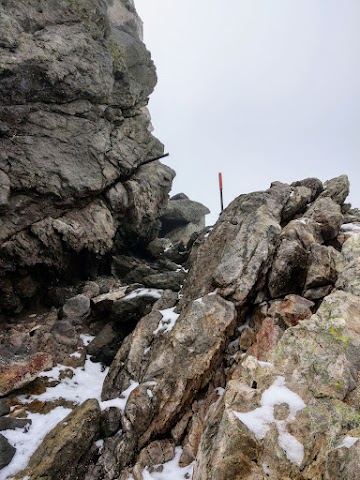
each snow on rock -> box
[153,307,180,334]
[123,288,163,301]
[233,376,306,466]
[0,406,72,480]
[336,436,359,449]
[128,447,194,480]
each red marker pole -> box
[218,172,224,212]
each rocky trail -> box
[1,1,360,479]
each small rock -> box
[0,352,53,397]
[79,281,100,299]
[0,417,31,431]
[0,433,16,470]
[60,294,91,321]
[101,407,122,437]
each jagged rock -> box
[304,196,344,240]
[101,407,122,438]
[0,433,16,470]
[303,284,333,300]
[304,243,341,290]
[0,401,10,417]
[318,174,350,204]
[0,417,31,431]
[291,177,323,200]
[0,0,174,313]
[97,294,236,478]
[60,294,91,321]
[0,351,53,396]
[336,234,360,296]
[267,294,314,327]
[142,271,186,291]
[160,194,210,246]
[132,439,175,479]
[181,185,289,307]
[87,322,124,365]
[281,185,312,222]
[17,399,101,480]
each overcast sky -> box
[135,0,360,225]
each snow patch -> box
[129,447,194,480]
[153,307,180,335]
[124,288,163,301]
[100,380,139,412]
[341,223,360,231]
[336,436,359,449]
[80,334,95,346]
[233,376,306,466]
[0,406,72,480]
[70,352,82,359]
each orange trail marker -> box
[218,172,224,212]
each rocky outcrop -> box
[0,0,174,313]
[160,193,210,246]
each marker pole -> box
[218,172,224,212]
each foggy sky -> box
[135,0,360,225]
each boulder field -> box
[1,1,360,480]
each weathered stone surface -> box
[181,185,290,307]
[0,433,16,470]
[267,294,314,327]
[304,197,343,240]
[304,243,340,290]
[0,351,53,396]
[61,294,91,320]
[0,0,174,312]
[17,399,101,480]
[160,194,210,225]
[194,289,360,480]
[100,294,236,476]
[132,439,175,479]
[281,185,312,222]
[0,401,10,418]
[318,174,350,205]
[336,234,360,296]
[291,177,323,200]
[142,271,185,291]
[87,322,124,365]
[0,417,31,431]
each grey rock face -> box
[0,434,16,470]
[0,0,174,312]
[160,194,210,246]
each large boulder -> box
[16,399,102,480]
[0,0,174,312]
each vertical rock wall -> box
[0,0,175,312]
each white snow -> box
[153,307,180,335]
[19,356,108,405]
[100,380,139,412]
[80,333,95,346]
[258,361,273,368]
[95,439,104,452]
[233,376,306,466]
[0,406,72,480]
[215,387,225,396]
[123,288,163,301]
[336,436,359,449]
[128,447,194,480]
[262,461,271,476]
[194,296,204,305]
[147,389,154,399]
[297,218,308,225]
[70,352,82,359]
[144,347,151,355]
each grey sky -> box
[135,0,360,225]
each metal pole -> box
[218,172,224,212]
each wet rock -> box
[17,399,101,480]
[0,434,16,470]
[0,351,53,396]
